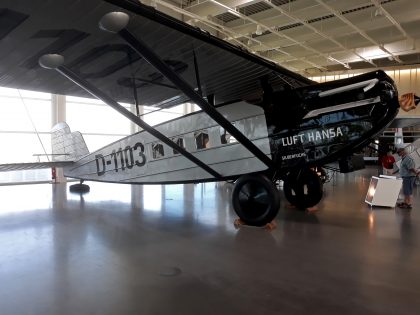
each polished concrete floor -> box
[0,166,419,315]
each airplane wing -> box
[1,0,312,108]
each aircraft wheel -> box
[69,182,90,193]
[283,169,323,210]
[232,174,280,226]
[313,167,328,183]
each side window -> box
[172,137,185,155]
[195,130,210,150]
[220,126,237,144]
[152,142,164,159]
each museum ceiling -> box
[149,0,420,75]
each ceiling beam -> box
[263,0,376,67]
[148,0,328,71]
[315,0,403,63]
[206,0,329,70]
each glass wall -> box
[0,87,52,183]
[142,104,185,126]
[0,88,189,184]
[66,96,132,152]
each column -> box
[51,94,67,183]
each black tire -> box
[69,183,90,193]
[283,169,323,210]
[232,174,280,226]
[314,167,328,183]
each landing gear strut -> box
[69,180,90,193]
[231,174,280,226]
[283,168,323,210]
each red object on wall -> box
[52,167,57,180]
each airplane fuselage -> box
[64,101,270,183]
[64,70,399,184]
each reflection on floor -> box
[0,166,419,315]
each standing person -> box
[382,150,396,175]
[397,148,419,209]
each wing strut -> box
[193,50,203,97]
[132,78,140,117]
[99,12,273,169]
[38,55,223,180]
[127,50,141,117]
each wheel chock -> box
[233,218,277,230]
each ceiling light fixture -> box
[255,25,263,36]
[327,55,351,69]
[374,8,383,17]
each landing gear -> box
[232,174,280,226]
[283,168,323,210]
[69,180,90,193]
[312,166,329,183]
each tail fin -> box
[51,122,89,161]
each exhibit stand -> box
[365,175,402,207]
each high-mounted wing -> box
[1,0,312,108]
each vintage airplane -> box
[0,0,406,226]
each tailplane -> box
[51,122,89,161]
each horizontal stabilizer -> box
[0,161,74,172]
[0,122,87,173]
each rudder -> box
[51,122,89,161]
